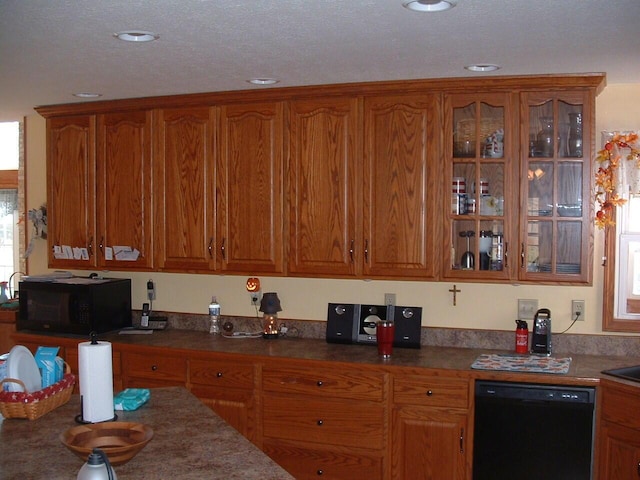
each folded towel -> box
[114,388,151,411]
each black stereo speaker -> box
[389,306,422,349]
[326,303,357,344]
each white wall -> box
[23,83,640,334]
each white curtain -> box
[602,131,640,198]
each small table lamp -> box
[260,292,282,339]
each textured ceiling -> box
[1,0,639,122]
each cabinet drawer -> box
[601,380,640,430]
[262,365,384,402]
[122,352,187,382]
[262,393,384,449]
[393,375,469,408]
[264,441,383,480]
[190,358,254,389]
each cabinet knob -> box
[151,365,158,371]
[316,469,324,476]
[637,461,640,477]
[216,372,223,378]
[426,390,433,396]
[316,380,323,387]
[317,419,323,426]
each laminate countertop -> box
[102,329,640,387]
[0,386,295,480]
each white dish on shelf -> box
[5,345,42,393]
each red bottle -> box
[515,320,529,354]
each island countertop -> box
[0,387,295,480]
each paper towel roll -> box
[78,340,114,423]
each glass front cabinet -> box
[443,93,517,281]
[520,91,593,283]
[444,89,594,284]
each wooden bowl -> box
[60,421,153,466]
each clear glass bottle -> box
[208,296,221,335]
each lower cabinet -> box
[261,363,388,480]
[121,350,187,388]
[188,356,257,443]
[391,373,471,480]
[598,379,640,479]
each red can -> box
[515,320,529,354]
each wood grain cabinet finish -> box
[96,111,153,269]
[391,374,471,480]
[217,102,284,274]
[261,363,387,479]
[121,351,187,388]
[288,97,361,277]
[47,115,97,268]
[189,357,257,442]
[362,94,439,279]
[598,379,640,480]
[153,106,218,272]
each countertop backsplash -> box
[132,311,640,358]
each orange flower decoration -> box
[594,132,640,228]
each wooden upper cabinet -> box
[47,115,97,268]
[363,94,439,279]
[154,106,218,272]
[218,102,284,273]
[288,97,361,277]
[96,111,153,269]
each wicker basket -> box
[0,363,75,420]
[456,117,504,143]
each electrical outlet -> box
[384,293,396,307]
[147,279,156,301]
[250,292,262,306]
[572,300,585,321]
[517,299,538,320]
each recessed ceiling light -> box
[464,64,501,72]
[403,0,457,12]
[247,78,280,86]
[72,92,103,98]
[113,31,159,42]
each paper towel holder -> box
[75,331,118,424]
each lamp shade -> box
[259,292,282,314]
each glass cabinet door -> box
[444,93,514,280]
[521,91,592,282]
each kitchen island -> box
[0,386,294,480]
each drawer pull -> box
[426,390,433,396]
[316,381,323,387]
[317,419,324,426]
[317,469,324,476]
[216,372,223,378]
[151,365,158,371]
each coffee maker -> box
[531,308,552,355]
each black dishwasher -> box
[473,381,595,480]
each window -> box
[0,121,23,296]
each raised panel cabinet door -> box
[47,115,97,268]
[218,102,284,273]
[363,95,439,279]
[96,111,153,269]
[392,405,468,480]
[599,422,640,480]
[154,107,217,271]
[288,97,361,276]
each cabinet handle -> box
[637,461,640,477]
[426,390,433,396]
[460,428,464,453]
[316,470,324,476]
[151,365,158,371]
[504,242,509,268]
[88,236,93,257]
[208,238,213,259]
[99,236,104,254]
[364,239,369,263]
[216,372,223,378]
[220,238,226,260]
[520,242,525,268]
[317,419,324,426]
[349,239,354,263]
[316,380,323,386]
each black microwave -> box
[18,277,132,335]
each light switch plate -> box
[518,299,538,320]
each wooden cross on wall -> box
[448,284,461,306]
